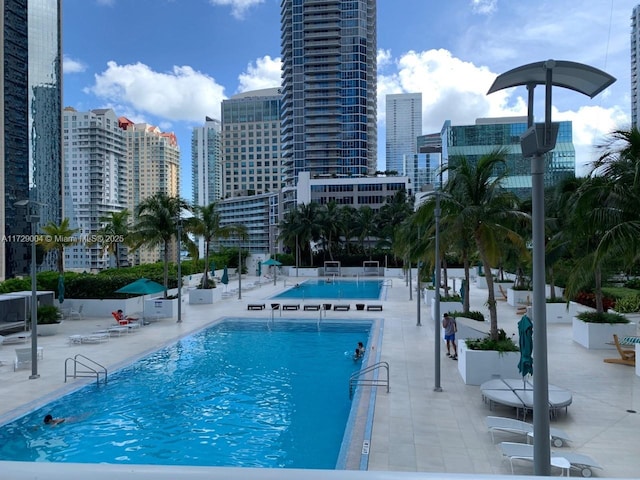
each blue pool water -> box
[273,279,383,300]
[0,320,371,469]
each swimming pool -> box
[0,320,373,469]
[273,279,383,300]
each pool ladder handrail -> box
[65,354,108,385]
[349,361,389,398]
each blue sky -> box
[63,0,637,201]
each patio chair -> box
[603,334,636,366]
[3,331,31,345]
[486,415,571,447]
[68,304,84,320]
[14,347,35,371]
[499,442,602,477]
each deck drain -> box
[362,440,370,455]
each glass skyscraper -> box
[386,93,422,174]
[1,0,61,279]
[280,0,377,189]
[441,117,575,198]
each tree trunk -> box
[463,254,470,313]
[163,240,169,299]
[476,235,498,340]
[594,267,604,313]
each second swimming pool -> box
[273,279,383,300]
[0,319,375,469]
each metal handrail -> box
[65,354,107,385]
[349,361,389,398]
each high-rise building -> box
[1,0,62,280]
[440,117,575,198]
[385,93,422,174]
[119,118,180,265]
[221,88,283,198]
[280,0,377,190]
[632,5,640,128]
[62,108,127,272]
[192,116,222,206]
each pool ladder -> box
[64,354,107,385]
[349,361,389,398]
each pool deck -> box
[0,275,639,477]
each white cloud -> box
[470,0,497,15]
[236,55,282,93]
[87,61,227,122]
[208,0,264,19]
[63,55,86,74]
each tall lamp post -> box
[488,60,614,475]
[176,216,182,324]
[15,200,41,379]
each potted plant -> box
[458,329,521,385]
[37,304,62,336]
[189,277,220,304]
[572,310,636,349]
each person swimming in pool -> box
[43,414,65,426]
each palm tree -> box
[95,210,130,268]
[186,202,236,289]
[39,218,80,274]
[278,203,322,266]
[131,193,190,298]
[354,206,376,259]
[444,151,529,340]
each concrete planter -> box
[37,322,61,336]
[507,288,532,307]
[458,340,521,386]
[476,276,487,289]
[493,281,514,297]
[144,297,178,319]
[432,300,463,321]
[424,288,436,305]
[571,317,637,349]
[188,288,221,305]
[546,302,572,324]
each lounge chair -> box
[283,304,300,310]
[303,304,321,311]
[498,285,508,301]
[68,333,110,344]
[499,442,602,477]
[3,332,31,345]
[247,304,266,310]
[486,415,571,447]
[604,334,636,366]
[14,347,43,371]
[367,304,383,311]
[333,304,350,311]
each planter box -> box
[493,281,514,297]
[37,322,61,336]
[571,317,637,349]
[424,289,436,305]
[432,300,462,321]
[507,288,532,307]
[546,302,572,324]
[476,276,488,289]
[188,288,221,305]
[458,340,521,386]
[144,298,178,319]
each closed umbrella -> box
[210,261,216,277]
[256,261,262,277]
[221,266,229,290]
[517,313,534,387]
[57,275,65,304]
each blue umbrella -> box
[517,314,534,383]
[57,275,65,304]
[221,266,229,285]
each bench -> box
[366,305,383,311]
[303,305,321,311]
[247,304,266,310]
[283,304,300,311]
[333,304,350,311]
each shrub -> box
[450,310,485,322]
[623,277,640,289]
[440,294,462,302]
[37,305,61,324]
[612,294,640,314]
[576,311,629,324]
[573,291,615,311]
[546,297,566,304]
[465,329,519,352]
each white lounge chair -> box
[499,442,603,477]
[486,415,571,447]
[14,347,43,371]
[68,304,84,320]
[3,332,31,345]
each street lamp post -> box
[238,245,242,300]
[488,60,615,476]
[15,200,41,379]
[433,189,442,392]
